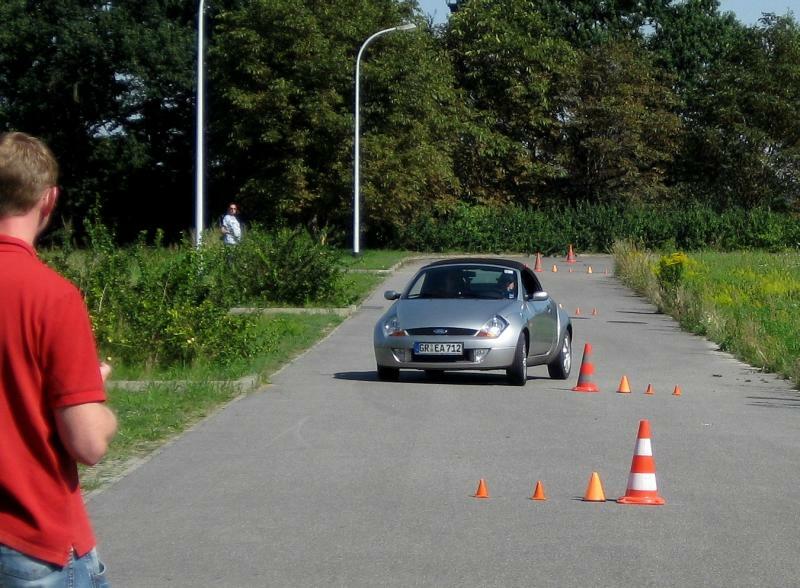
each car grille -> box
[406,327,478,336]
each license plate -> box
[415,342,463,355]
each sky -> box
[417,0,800,26]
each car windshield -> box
[404,265,518,300]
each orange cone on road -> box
[473,479,489,499]
[587,266,593,274]
[552,264,558,273]
[531,480,546,501]
[616,375,631,394]
[617,420,665,505]
[591,308,598,316]
[645,383,655,395]
[574,307,581,316]
[572,343,600,393]
[673,385,682,397]
[534,252,543,272]
[583,472,606,502]
[566,244,577,264]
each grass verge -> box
[613,241,800,387]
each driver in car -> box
[499,273,517,299]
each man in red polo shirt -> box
[0,132,118,586]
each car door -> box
[521,269,557,356]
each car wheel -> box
[377,365,400,381]
[547,332,572,379]
[506,332,527,386]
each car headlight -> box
[383,315,407,337]
[477,315,509,338]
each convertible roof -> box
[422,257,531,272]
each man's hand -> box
[100,361,112,382]
[53,360,118,466]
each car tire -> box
[377,365,400,381]
[547,332,572,380]
[506,332,527,386]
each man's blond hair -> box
[0,132,59,216]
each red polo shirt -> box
[0,235,106,566]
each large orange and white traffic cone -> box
[617,420,665,505]
[572,343,600,393]
[566,244,577,264]
[534,252,543,272]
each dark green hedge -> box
[391,203,800,253]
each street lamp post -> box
[353,23,416,256]
[194,0,206,247]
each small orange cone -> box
[569,267,574,273]
[673,385,682,397]
[574,307,581,316]
[645,383,655,395]
[572,343,600,393]
[616,375,631,394]
[583,472,606,502]
[618,420,665,505]
[566,244,577,264]
[531,480,546,501]
[587,266,593,274]
[473,479,489,499]
[534,252,543,272]
[552,264,558,273]
[591,308,598,316]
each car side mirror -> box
[530,291,549,301]
[384,290,401,300]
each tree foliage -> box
[0,0,799,244]
[210,0,460,244]
[566,39,682,203]
[445,0,579,205]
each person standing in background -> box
[0,132,118,587]
[220,202,242,245]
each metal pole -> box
[353,23,416,256]
[194,0,206,247]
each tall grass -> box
[613,242,800,385]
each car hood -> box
[395,299,520,330]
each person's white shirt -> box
[221,214,241,244]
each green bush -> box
[42,221,344,371]
[203,226,345,306]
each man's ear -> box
[40,185,59,217]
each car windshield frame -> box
[403,264,519,301]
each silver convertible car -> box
[374,258,572,385]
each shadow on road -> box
[334,370,549,386]
[747,395,800,409]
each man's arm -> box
[55,403,118,466]
[54,362,118,466]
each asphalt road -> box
[89,254,800,587]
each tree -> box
[210,0,461,243]
[445,0,579,205]
[681,14,800,209]
[0,0,223,241]
[565,39,682,204]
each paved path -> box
[90,255,800,587]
